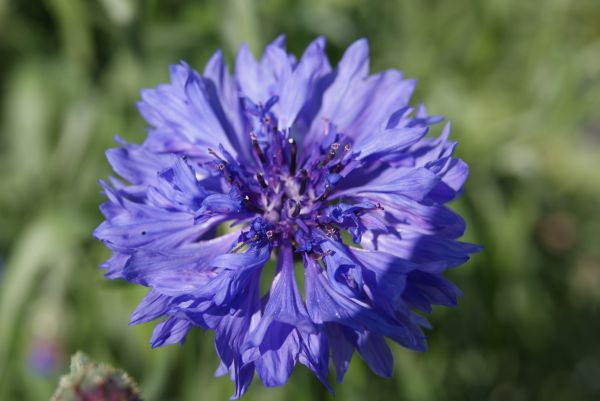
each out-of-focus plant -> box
[51,352,142,401]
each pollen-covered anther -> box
[250,132,266,164]
[256,172,267,188]
[324,225,337,237]
[243,194,263,214]
[298,169,308,195]
[316,185,331,202]
[287,199,301,218]
[288,138,297,175]
[208,147,227,162]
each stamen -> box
[298,169,308,195]
[288,138,297,175]
[243,194,263,214]
[316,185,331,202]
[256,172,267,189]
[318,143,339,167]
[208,148,227,163]
[324,225,337,238]
[288,199,301,218]
[250,132,267,164]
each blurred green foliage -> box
[1,0,600,400]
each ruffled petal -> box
[244,246,316,387]
[150,317,191,347]
[122,231,240,295]
[138,62,237,159]
[129,289,172,324]
[362,230,481,268]
[304,256,426,352]
[356,331,394,378]
[334,167,441,202]
[277,37,330,130]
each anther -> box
[266,230,274,239]
[208,148,227,163]
[288,199,301,218]
[243,194,263,214]
[331,162,343,173]
[344,143,351,152]
[256,172,267,189]
[288,138,297,175]
[316,185,331,202]
[319,145,338,167]
[250,132,266,164]
[298,169,308,195]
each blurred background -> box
[1,0,599,400]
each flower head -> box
[95,36,480,398]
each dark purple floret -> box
[94,35,480,398]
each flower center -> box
[209,96,359,251]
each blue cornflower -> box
[95,36,480,398]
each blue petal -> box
[363,193,467,238]
[204,50,250,160]
[313,38,369,122]
[356,332,394,378]
[235,44,274,105]
[184,70,236,155]
[354,126,428,161]
[320,239,364,297]
[94,193,221,251]
[244,247,316,387]
[122,231,240,295]
[261,41,292,85]
[349,247,413,309]
[137,63,237,158]
[402,270,464,313]
[105,138,173,185]
[197,247,271,306]
[99,251,129,279]
[130,289,171,324]
[230,361,255,400]
[211,276,261,399]
[298,331,332,392]
[325,323,354,383]
[304,256,426,351]
[334,167,441,202]
[254,329,300,387]
[278,38,330,130]
[362,230,481,268]
[246,247,314,348]
[150,317,191,347]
